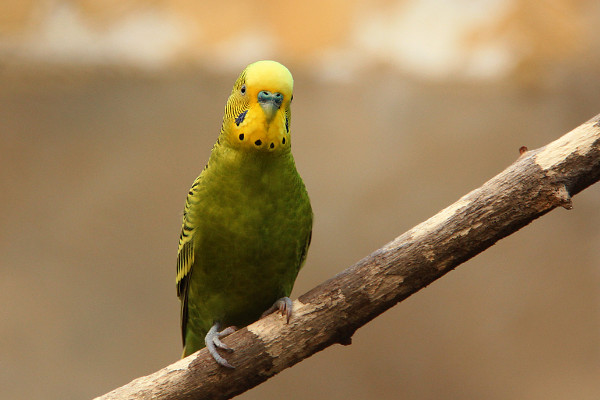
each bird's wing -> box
[176,175,202,345]
[298,229,312,273]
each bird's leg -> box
[261,297,293,323]
[205,322,237,368]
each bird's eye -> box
[240,85,246,95]
[290,94,294,102]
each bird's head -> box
[220,60,293,153]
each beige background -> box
[1,1,599,399]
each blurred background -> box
[1,0,600,399]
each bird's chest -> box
[187,155,309,324]
[194,161,303,273]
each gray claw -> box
[261,297,293,323]
[205,323,236,368]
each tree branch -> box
[95,113,600,400]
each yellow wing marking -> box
[176,174,201,298]
[176,174,203,346]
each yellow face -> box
[221,60,294,153]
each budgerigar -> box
[176,60,313,368]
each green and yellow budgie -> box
[176,60,313,368]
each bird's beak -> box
[258,90,283,122]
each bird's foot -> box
[205,323,237,368]
[261,296,293,323]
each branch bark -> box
[95,114,600,400]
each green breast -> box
[186,146,312,338]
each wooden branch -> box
[95,114,600,400]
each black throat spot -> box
[235,110,248,126]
